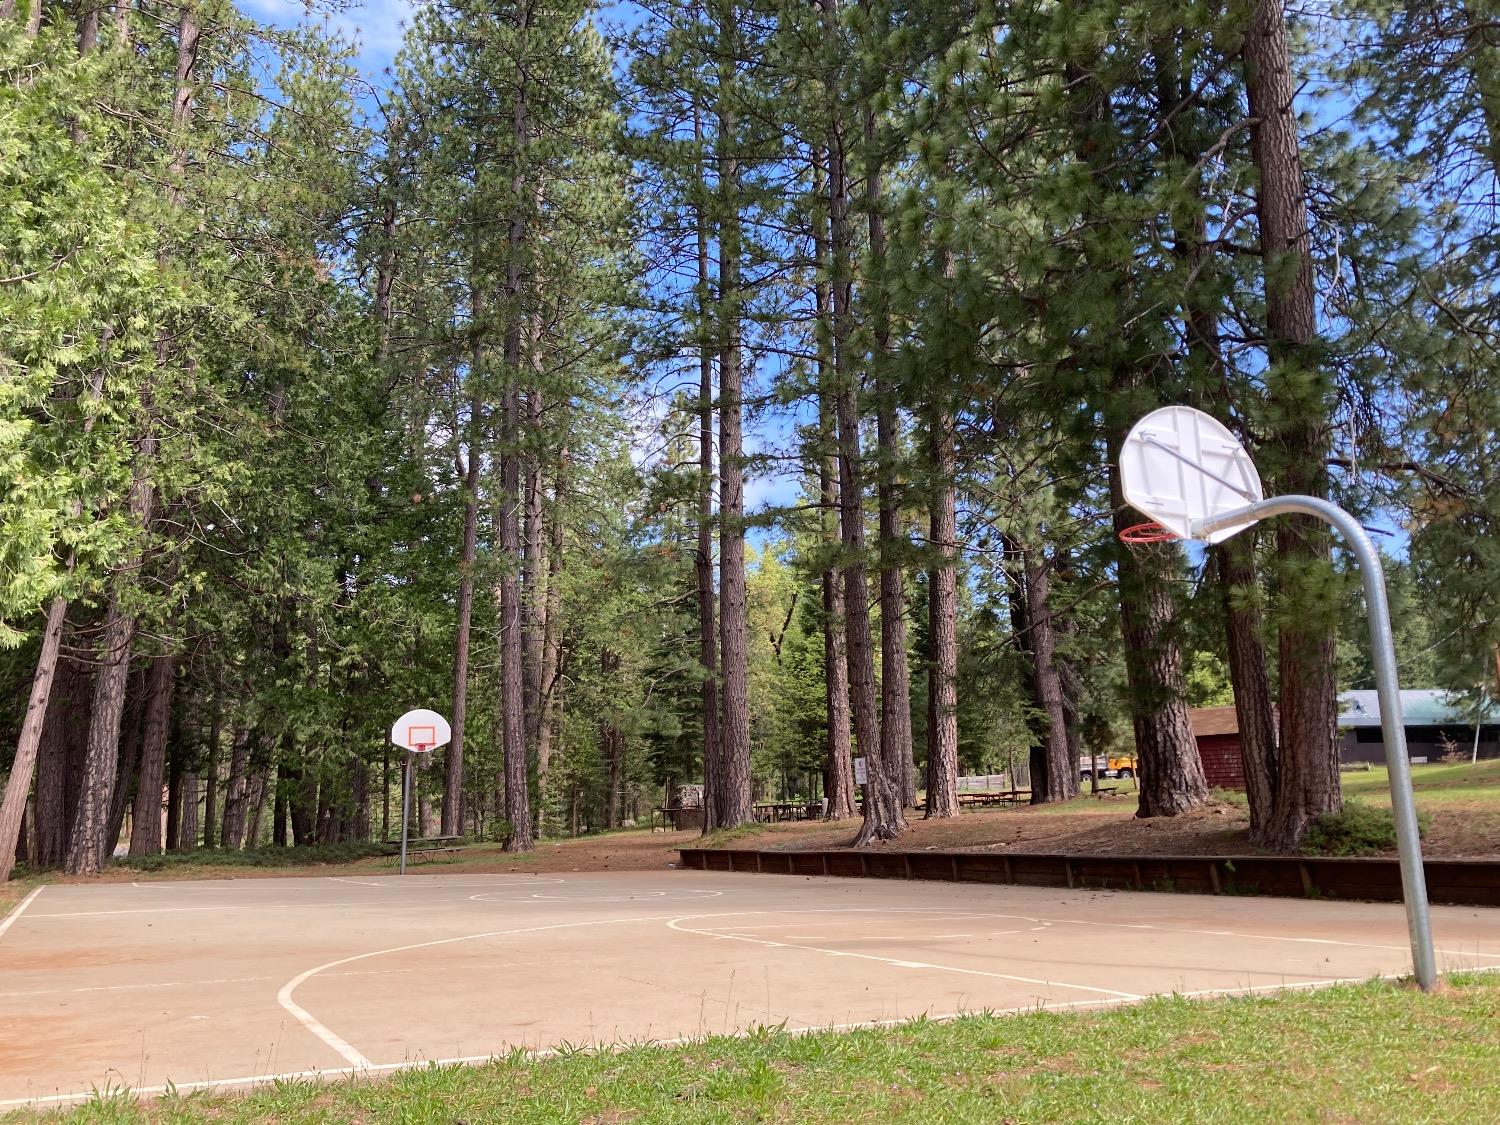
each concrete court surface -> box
[3,870,1499,1107]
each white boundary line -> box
[665,909,1142,1000]
[0,886,43,942]
[276,914,688,1067]
[11,968,1496,1110]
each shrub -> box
[1299,800,1430,858]
[111,841,393,872]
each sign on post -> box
[853,756,868,786]
[390,709,451,875]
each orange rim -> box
[1118,520,1180,544]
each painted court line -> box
[0,886,44,942]
[276,914,688,1068]
[665,910,1143,1000]
[1033,912,1500,962]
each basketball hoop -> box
[1118,520,1180,544]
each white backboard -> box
[1119,406,1263,543]
[391,708,451,752]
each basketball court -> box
[4,870,1499,1107]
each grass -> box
[1344,758,1500,806]
[17,974,1500,1123]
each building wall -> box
[1196,734,1245,789]
[1339,726,1500,765]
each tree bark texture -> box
[925,408,960,819]
[715,11,752,829]
[65,590,143,874]
[498,385,532,851]
[127,655,176,856]
[1243,0,1341,847]
[694,103,722,833]
[820,24,900,844]
[535,448,567,835]
[34,653,89,866]
[1216,536,1280,840]
[178,772,198,849]
[0,596,67,881]
[1109,458,1210,817]
[866,124,914,808]
[441,295,483,840]
[1022,547,1077,804]
[220,727,251,849]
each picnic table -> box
[753,801,820,823]
[381,834,463,861]
[912,791,1026,812]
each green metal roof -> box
[1338,690,1499,728]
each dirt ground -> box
[718,761,1500,859]
[15,764,1497,898]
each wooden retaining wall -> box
[676,848,1500,907]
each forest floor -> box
[14,974,1500,1122]
[721,759,1500,860]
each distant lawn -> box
[23,975,1499,1123]
[1344,758,1500,805]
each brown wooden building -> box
[1189,706,1246,789]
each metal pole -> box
[399,750,413,876]
[1474,692,1486,766]
[1196,494,1438,989]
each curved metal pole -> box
[1195,495,1437,990]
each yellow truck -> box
[1079,755,1137,782]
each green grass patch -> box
[699,822,773,847]
[1344,759,1500,806]
[19,975,1500,1123]
[105,842,394,873]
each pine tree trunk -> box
[445,268,484,838]
[67,3,196,876]
[245,768,268,847]
[178,772,198,850]
[925,408,960,819]
[820,405,857,822]
[34,654,83,867]
[127,655,175,856]
[535,449,567,837]
[220,727,251,849]
[819,24,900,844]
[1243,0,1340,848]
[202,692,220,848]
[351,756,369,841]
[78,2,99,51]
[1216,536,1279,839]
[715,11,752,829]
[811,151,856,822]
[1022,547,1077,804]
[0,596,67,881]
[499,384,532,851]
[1109,457,1210,817]
[600,649,624,828]
[865,124,914,808]
[104,673,146,860]
[66,592,143,874]
[522,384,546,767]
[693,103,722,833]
